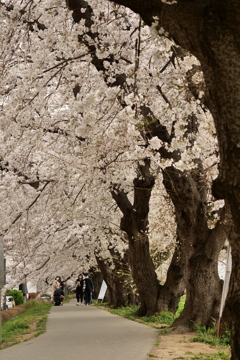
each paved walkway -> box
[0,300,157,360]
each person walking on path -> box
[75,274,84,306]
[82,273,94,305]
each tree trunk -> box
[127,232,160,316]
[172,239,223,329]
[89,269,104,301]
[95,255,129,308]
[156,241,185,314]
[111,160,226,320]
[111,159,162,316]
[162,166,226,329]
[112,160,188,316]
[108,247,139,306]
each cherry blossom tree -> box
[0,0,227,334]
[65,0,227,323]
[97,1,240,357]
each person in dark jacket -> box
[75,274,84,306]
[54,286,64,306]
[82,273,94,305]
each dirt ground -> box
[149,330,230,360]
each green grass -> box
[190,324,230,348]
[174,351,229,360]
[0,300,52,349]
[0,295,73,349]
[95,295,185,328]
[95,302,176,328]
[176,294,186,317]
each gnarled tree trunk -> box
[111,159,161,316]
[108,246,139,307]
[111,160,187,316]
[162,165,226,329]
[156,240,186,313]
[95,254,129,308]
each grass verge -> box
[173,351,229,360]
[1,294,74,350]
[190,324,231,348]
[94,295,185,329]
[0,294,74,350]
[0,299,52,350]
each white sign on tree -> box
[97,280,107,302]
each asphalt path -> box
[0,300,157,360]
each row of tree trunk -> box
[94,156,227,334]
[104,2,240,358]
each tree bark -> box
[162,166,226,329]
[95,254,129,308]
[111,160,191,316]
[111,159,161,316]
[156,241,185,313]
[108,247,139,306]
